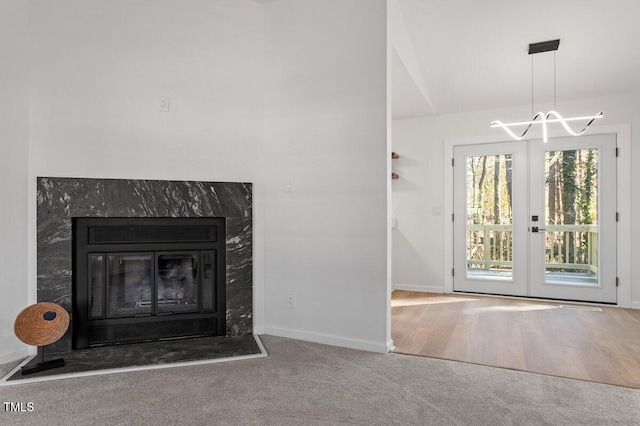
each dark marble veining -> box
[37,177,253,354]
[6,335,262,381]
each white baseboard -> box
[262,326,390,354]
[0,348,28,365]
[394,284,444,293]
[386,338,395,352]
[630,301,640,310]
[253,325,265,335]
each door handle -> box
[531,227,546,233]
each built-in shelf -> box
[391,152,399,179]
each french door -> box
[453,134,617,303]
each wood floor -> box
[391,290,640,388]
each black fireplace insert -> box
[72,217,226,349]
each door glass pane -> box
[157,253,199,314]
[107,254,153,317]
[544,149,598,285]
[466,154,514,279]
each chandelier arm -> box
[490,112,546,140]
[539,111,548,142]
[491,112,603,142]
[490,121,532,140]
[545,111,603,137]
[575,113,604,135]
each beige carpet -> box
[1,335,639,425]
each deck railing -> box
[467,224,598,273]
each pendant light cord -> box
[554,51,557,110]
[531,55,534,116]
[532,52,558,113]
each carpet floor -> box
[0,335,639,425]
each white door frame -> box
[443,123,631,308]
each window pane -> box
[544,149,598,285]
[466,154,514,280]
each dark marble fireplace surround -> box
[37,177,253,355]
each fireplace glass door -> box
[96,252,206,318]
[156,253,198,314]
[74,217,226,349]
[106,253,153,317]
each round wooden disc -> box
[14,302,70,346]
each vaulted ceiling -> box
[393,0,640,118]
[251,0,640,119]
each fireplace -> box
[36,177,253,355]
[72,217,226,349]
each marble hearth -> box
[37,177,253,355]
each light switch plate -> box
[159,96,169,112]
[285,178,294,193]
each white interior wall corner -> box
[263,0,390,349]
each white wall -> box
[2,0,392,362]
[262,0,391,352]
[0,0,29,363]
[392,93,639,306]
[388,0,433,118]
[26,0,267,342]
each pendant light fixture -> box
[490,39,603,143]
